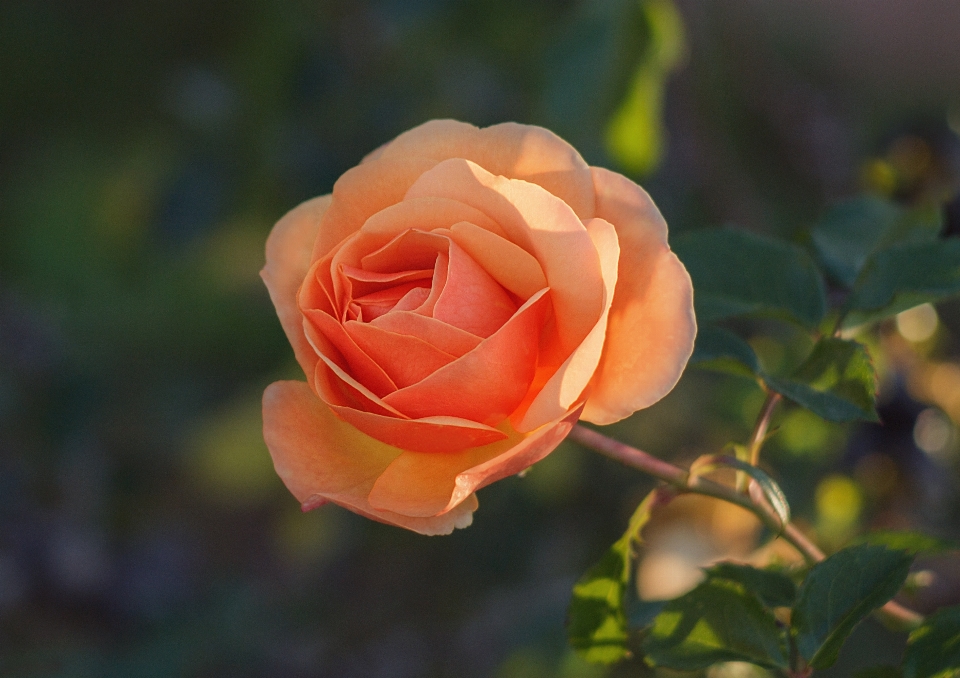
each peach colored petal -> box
[360,228,448,272]
[581,167,696,424]
[514,217,620,431]
[371,311,481,357]
[367,405,582,518]
[344,320,457,388]
[340,264,434,298]
[261,196,331,383]
[313,352,406,418]
[303,308,398,397]
[313,155,438,260]
[376,120,596,220]
[351,282,430,321]
[263,380,476,535]
[329,405,507,453]
[383,289,549,424]
[432,237,517,338]
[405,158,604,354]
[445,221,547,299]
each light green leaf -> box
[845,240,960,326]
[643,578,789,670]
[792,544,914,669]
[568,490,660,664]
[689,454,790,529]
[767,337,879,423]
[689,325,762,379]
[605,0,685,175]
[903,605,960,678]
[854,530,959,556]
[673,228,827,329]
[706,563,797,608]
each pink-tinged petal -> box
[328,405,508,453]
[432,237,517,338]
[313,155,438,259]
[445,221,547,300]
[361,228,448,272]
[352,282,430,321]
[340,265,434,298]
[263,381,477,535]
[376,120,596,220]
[344,321,457,388]
[515,218,620,431]
[303,308,398,397]
[367,405,582,518]
[581,167,696,424]
[261,196,331,382]
[313,352,407,419]
[405,158,604,354]
[383,289,549,424]
[371,311,482,357]
[393,286,432,313]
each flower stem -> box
[748,389,782,467]
[568,424,924,631]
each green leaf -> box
[690,325,762,379]
[846,240,960,326]
[792,544,914,669]
[642,578,789,670]
[568,490,659,664]
[689,454,790,529]
[605,0,685,175]
[812,196,943,288]
[706,563,797,608]
[673,228,827,328]
[854,530,960,556]
[903,605,960,678]
[767,337,879,423]
[855,667,904,678]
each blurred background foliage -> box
[1,0,959,676]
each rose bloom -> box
[262,120,695,535]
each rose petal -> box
[371,311,482,357]
[312,156,438,260]
[376,119,596,220]
[445,221,547,299]
[581,167,696,424]
[328,405,508,453]
[344,321,457,388]
[367,405,582,517]
[303,308,398,397]
[340,265,434,298]
[405,158,604,354]
[383,289,549,424]
[261,196,331,383]
[514,217,620,431]
[263,380,476,535]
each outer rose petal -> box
[375,119,596,220]
[263,380,476,535]
[367,406,583,518]
[261,196,331,384]
[581,167,696,424]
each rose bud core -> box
[261,120,695,535]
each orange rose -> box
[262,120,695,535]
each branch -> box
[568,424,924,631]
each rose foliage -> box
[261,120,695,534]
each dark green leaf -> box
[903,605,960,678]
[568,491,658,664]
[846,240,960,326]
[673,228,827,328]
[706,563,797,608]
[854,530,960,556]
[812,196,904,287]
[643,578,789,670]
[855,667,904,678]
[767,337,879,422]
[689,454,790,529]
[792,544,914,669]
[812,196,943,288]
[690,325,762,378]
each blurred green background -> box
[1,0,959,676]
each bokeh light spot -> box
[913,407,955,461]
[779,409,831,456]
[896,303,939,343]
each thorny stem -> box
[567,424,925,632]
